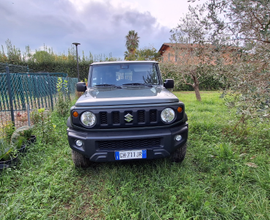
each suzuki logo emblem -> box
[124,113,133,122]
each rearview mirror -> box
[77,82,86,92]
[164,79,174,89]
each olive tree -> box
[160,10,219,101]
[202,0,270,121]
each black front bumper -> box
[67,123,188,162]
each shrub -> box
[10,126,33,146]
[30,108,46,124]
[0,138,15,161]
[2,121,15,142]
[56,78,70,117]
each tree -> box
[202,0,270,121]
[160,10,219,101]
[124,46,160,61]
[136,47,161,61]
[125,30,139,60]
[0,39,22,64]
[161,0,269,122]
[33,51,55,63]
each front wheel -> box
[71,150,91,168]
[170,143,187,163]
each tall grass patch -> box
[0,91,269,219]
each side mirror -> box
[164,79,174,89]
[77,82,86,92]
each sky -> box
[0,0,203,60]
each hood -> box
[75,86,179,107]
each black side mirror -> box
[77,82,86,92]
[164,79,174,89]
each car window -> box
[90,64,159,87]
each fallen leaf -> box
[245,162,258,168]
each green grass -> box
[0,91,269,219]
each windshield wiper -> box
[122,83,152,87]
[95,84,122,88]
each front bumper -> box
[67,123,188,162]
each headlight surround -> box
[161,108,175,123]
[80,111,96,127]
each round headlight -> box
[80,111,96,127]
[161,108,175,123]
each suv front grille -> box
[99,109,158,127]
[98,138,161,150]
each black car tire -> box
[72,150,91,168]
[170,143,187,163]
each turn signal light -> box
[177,107,183,113]
[73,111,79,117]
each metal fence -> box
[0,63,78,128]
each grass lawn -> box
[0,91,269,219]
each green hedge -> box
[1,60,92,81]
[160,66,225,91]
[27,61,92,80]
[170,75,224,91]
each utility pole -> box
[72,42,80,81]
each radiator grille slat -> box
[150,110,157,122]
[138,110,145,123]
[100,112,107,124]
[112,111,120,124]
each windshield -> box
[89,63,160,87]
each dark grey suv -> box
[67,61,188,167]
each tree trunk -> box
[192,75,201,101]
[194,84,201,101]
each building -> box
[158,43,238,65]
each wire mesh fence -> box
[0,63,78,130]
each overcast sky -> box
[0,0,202,59]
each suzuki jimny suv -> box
[67,61,188,167]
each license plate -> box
[115,150,147,160]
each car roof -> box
[91,61,158,66]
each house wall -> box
[160,46,177,63]
[160,44,238,65]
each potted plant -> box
[14,136,27,153]
[0,139,17,170]
[10,126,36,153]
[19,128,36,145]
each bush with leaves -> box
[56,77,70,117]
[31,108,57,144]
[0,139,15,161]
[160,62,224,91]
[1,121,15,142]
